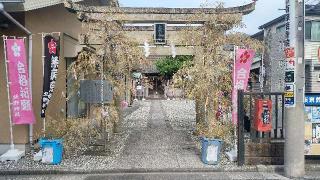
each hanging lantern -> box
[254,99,272,132]
[171,42,176,58]
[144,41,150,57]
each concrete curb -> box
[0,164,319,175]
[0,167,254,176]
[255,164,320,173]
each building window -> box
[276,25,285,33]
[314,66,320,71]
[154,23,166,44]
[305,21,320,41]
[306,21,312,40]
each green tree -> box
[155,55,192,79]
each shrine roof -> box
[64,1,256,16]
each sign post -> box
[284,47,296,107]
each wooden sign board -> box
[80,80,113,104]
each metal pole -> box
[101,56,106,150]
[2,36,14,150]
[284,0,305,178]
[260,51,264,92]
[0,10,31,35]
[28,34,34,154]
[233,45,238,152]
[41,33,45,137]
[237,90,245,166]
[125,75,127,102]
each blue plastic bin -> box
[201,137,223,165]
[39,138,63,165]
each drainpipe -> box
[0,3,34,154]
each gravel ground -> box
[0,131,130,171]
[110,100,214,170]
[0,101,152,172]
[122,101,151,130]
[160,100,196,131]
[0,100,237,172]
[161,99,237,168]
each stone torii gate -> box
[64,1,256,52]
[64,1,256,98]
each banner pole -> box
[260,50,265,92]
[26,35,34,154]
[101,53,106,150]
[3,36,15,150]
[43,118,46,137]
[41,33,46,137]
[233,45,237,152]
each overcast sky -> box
[118,0,285,35]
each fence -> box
[237,90,285,166]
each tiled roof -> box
[258,4,320,30]
[258,14,286,30]
[306,3,320,15]
[251,30,264,41]
[24,0,84,11]
[3,0,84,12]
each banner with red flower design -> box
[5,39,35,124]
[232,49,255,124]
[40,35,60,118]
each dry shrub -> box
[45,116,100,158]
[173,2,263,147]
[196,120,235,150]
[44,103,122,157]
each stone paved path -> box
[113,100,206,169]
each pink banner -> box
[232,49,255,124]
[5,39,35,124]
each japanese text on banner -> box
[232,49,255,124]
[5,39,35,124]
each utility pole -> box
[284,0,305,178]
